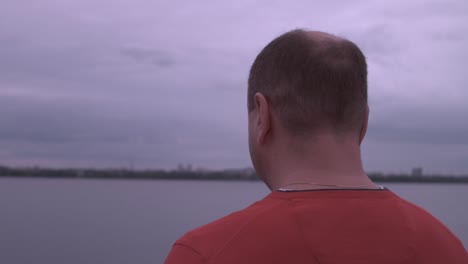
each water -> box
[0,178,466,264]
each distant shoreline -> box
[1,166,468,183]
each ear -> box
[359,105,369,144]
[254,93,271,145]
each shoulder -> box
[174,196,284,258]
[394,195,467,253]
[394,194,451,233]
[396,195,454,231]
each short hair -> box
[247,29,368,135]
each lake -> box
[0,178,467,263]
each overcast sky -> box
[1,0,467,174]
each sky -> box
[0,0,467,174]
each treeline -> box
[0,166,257,181]
[0,165,467,183]
[369,174,468,183]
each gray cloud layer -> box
[1,0,467,173]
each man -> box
[165,29,467,264]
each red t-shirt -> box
[165,189,467,264]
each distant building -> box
[411,167,423,177]
[239,167,257,180]
[177,163,193,172]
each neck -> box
[263,134,373,191]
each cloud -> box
[121,47,175,67]
[0,94,249,169]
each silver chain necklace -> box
[277,182,382,192]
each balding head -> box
[248,29,368,137]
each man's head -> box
[247,29,369,183]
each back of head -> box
[248,29,368,137]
